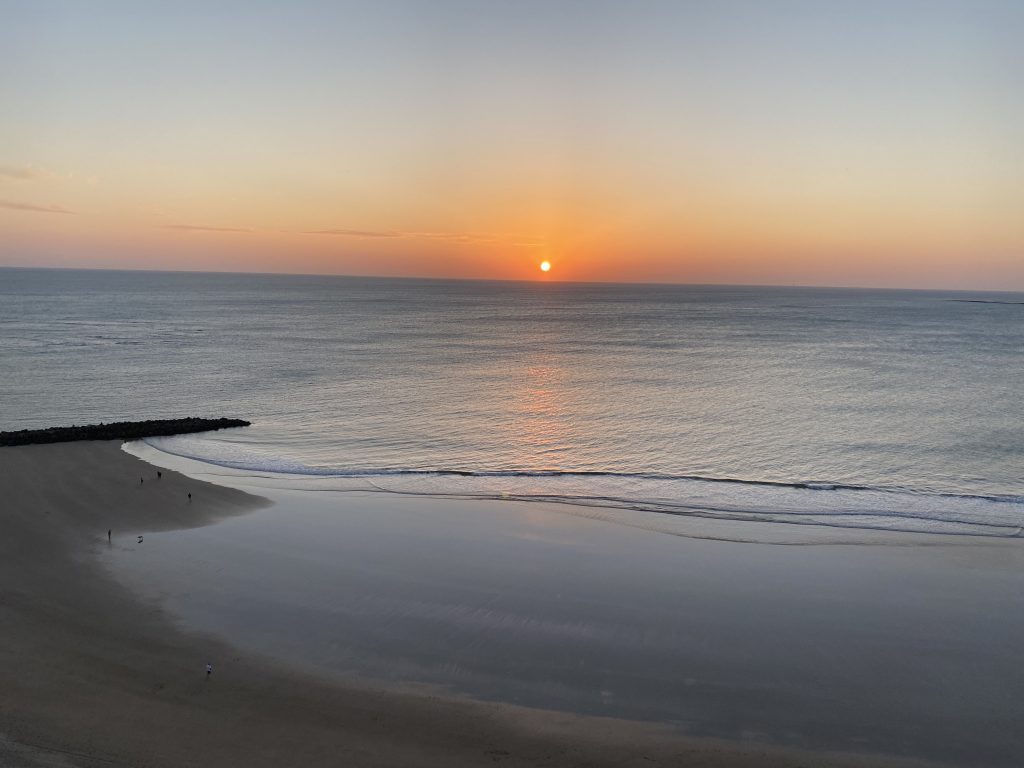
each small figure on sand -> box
[140,477,144,485]
[137,535,144,544]
[206,663,213,678]
[188,492,192,502]
[157,471,162,479]
[107,529,111,543]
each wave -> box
[135,435,1024,539]
[139,435,1022,504]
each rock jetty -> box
[0,417,251,446]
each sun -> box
[539,261,551,272]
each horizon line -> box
[0,263,1020,296]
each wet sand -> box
[0,441,974,767]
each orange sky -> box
[2,2,1022,289]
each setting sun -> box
[540,261,551,273]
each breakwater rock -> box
[0,417,251,446]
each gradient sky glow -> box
[2,1,1022,287]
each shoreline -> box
[124,435,1024,541]
[0,441,970,767]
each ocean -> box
[9,266,1024,763]
[2,266,1023,537]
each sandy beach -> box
[0,441,999,768]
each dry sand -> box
[0,441,949,768]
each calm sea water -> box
[3,267,1022,536]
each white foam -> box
[125,435,1024,539]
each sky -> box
[1,0,1022,288]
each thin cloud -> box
[0,165,53,180]
[0,199,73,214]
[412,231,498,244]
[305,228,537,246]
[305,228,403,238]
[162,224,252,233]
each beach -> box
[3,441,1020,767]
[5,0,1024,763]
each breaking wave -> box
[131,434,1024,539]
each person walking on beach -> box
[140,477,144,485]
[157,471,162,479]
[206,663,213,678]
[188,492,192,502]
[107,529,111,543]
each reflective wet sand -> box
[104,458,1024,767]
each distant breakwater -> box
[947,299,1024,305]
[0,417,250,446]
